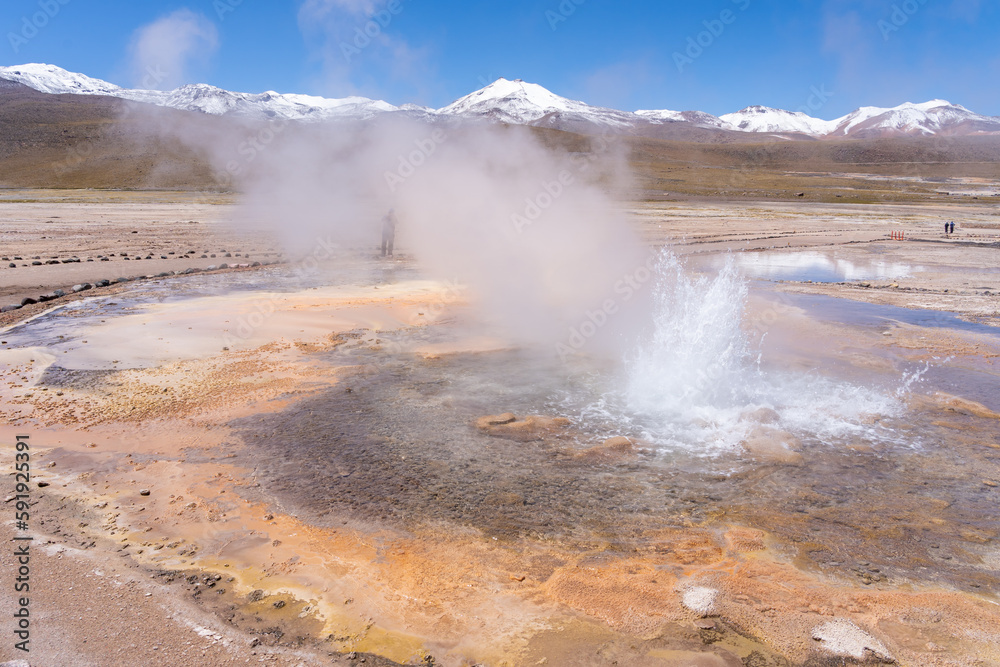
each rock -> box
[115,277,130,283]
[218,263,229,269]
[53,289,65,297]
[7,263,14,268]
[576,436,641,463]
[251,261,261,267]
[681,586,718,616]
[38,293,56,302]
[739,407,781,425]
[156,272,170,277]
[31,261,42,266]
[20,297,37,306]
[71,283,93,293]
[100,257,110,261]
[740,425,803,464]
[1,304,22,313]
[475,413,517,428]
[139,489,151,496]
[475,413,570,440]
[795,192,805,197]
[812,619,892,661]
[205,265,218,271]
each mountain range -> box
[2,63,1000,140]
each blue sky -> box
[3,0,998,117]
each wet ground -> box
[3,216,1000,665]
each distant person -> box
[381,209,397,257]
[945,221,950,235]
[950,221,956,234]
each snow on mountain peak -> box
[0,62,399,121]
[0,62,125,96]
[438,77,593,123]
[2,63,997,137]
[719,105,837,135]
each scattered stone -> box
[31,261,42,266]
[0,305,21,313]
[139,489,151,496]
[7,263,14,268]
[20,297,37,306]
[218,263,229,269]
[37,481,50,488]
[96,279,110,287]
[71,283,93,293]
[206,265,217,271]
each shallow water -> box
[784,292,1000,336]
[701,250,920,283]
[6,251,1000,601]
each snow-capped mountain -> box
[720,106,837,135]
[2,63,998,138]
[826,100,1000,138]
[439,78,637,128]
[635,108,729,129]
[0,63,398,121]
[721,100,1000,137]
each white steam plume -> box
[129,9,219,90]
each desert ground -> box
[1,189,999,666]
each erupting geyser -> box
[579,251,906,456]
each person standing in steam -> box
[381,209,397,257]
